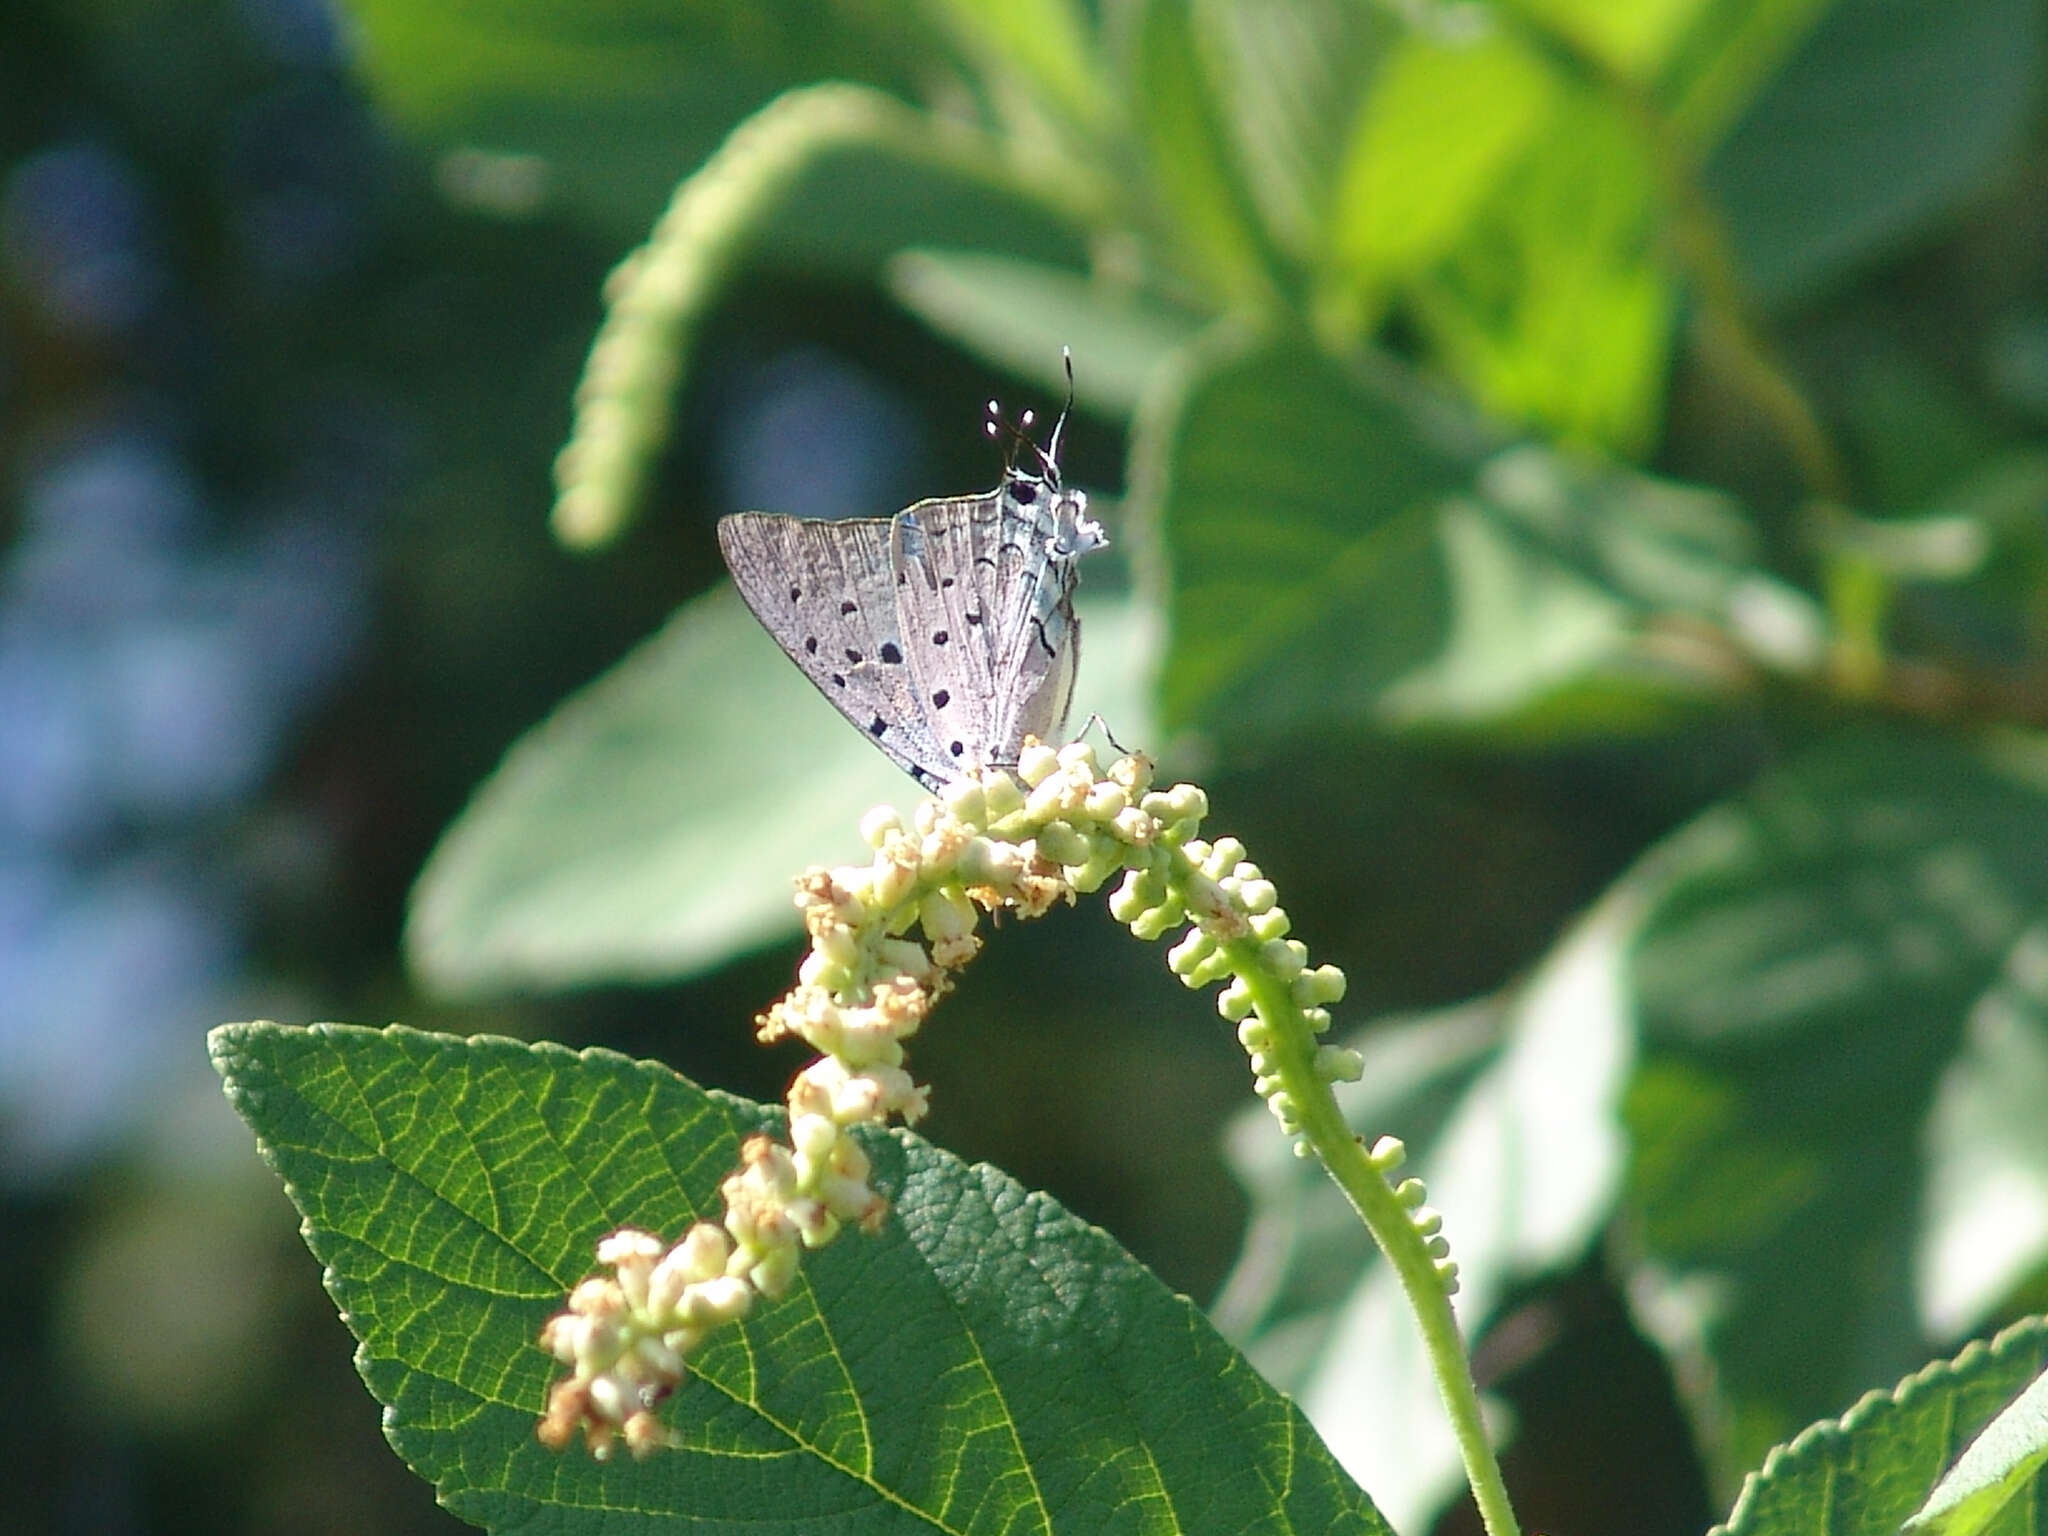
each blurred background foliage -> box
[7,0,2048,1531]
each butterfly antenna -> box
[1043,347,1074,474]
[985,399,1022,474]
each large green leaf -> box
[1121,0,1288,312]
[406,583,1157,1000]
[1705,0,2042,308]
[1622,729,2048,1493]
[1412,86,1674,454]
[1714,1317,2048,1536]
[1137,331,1820,748]
[1328,28,1559,287]
[1193,0,1392,265]
[210,1022,1389,1534]
[1212,893,1638,1532]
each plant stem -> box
[1225,940,1522,1536]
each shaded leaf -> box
[1623,730,2048,1491]
[406,583,1156,999]
[1705,0,2042,308]
[210,1022,1389,1534]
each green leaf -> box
[1622,729,2048,1492]
[1213,892,1638,1531]
[1714,1317,2048,1536]
[919,0,1113,141]
[1136,331,1820,747]
[406,583,1157,1000]
[1121,0,1287,311]
[1705,0,2042,308]
[1412,86,1673,454]
[1511,0,1713,81]
[1906,1353,2048,1536]
[210,1022,1390,1534]
[1192,0,1392,263]
[339,0,924,232]
[1329,29,1559,284]
[886,250,1205,415]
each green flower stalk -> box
[536,740,1518,1536]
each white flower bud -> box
[1017,741,1060,785]
[859,805,904,847]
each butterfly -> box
[718,364,1106,790]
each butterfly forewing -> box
[717,511,951,786]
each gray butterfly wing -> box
[891,486,1089,772]
[717,511,950,787]
[889,492,1009,776]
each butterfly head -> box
[985,349,1106,556]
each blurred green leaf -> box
[1713,1317,2048,1536]
[1135,332,1475,735]
[1415,87,1673,453]
[1705,0,2042,308]
[1656,0,1833,151]
[406,582,1155,1000]
[1329,29,1558,285]
[1516,0,1711,80]
[1623,730,2048,1491]
[1214,892,1638,1532]
[1137,332,1818,748]
[887,250,1204,415]
[1194,0,1391,263]
[919,0,1112,139]
[1905,1352,2048,1536]
[1122,0,1286,311]
[210,1022,1390,1534]
[340,0,926,231]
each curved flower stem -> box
[1224,942,1521,1536]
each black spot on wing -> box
[932,688,949,708]
[840,600,858,616]
[880,642,901,664]
[804,636,818,655]
[869,716,889,738]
